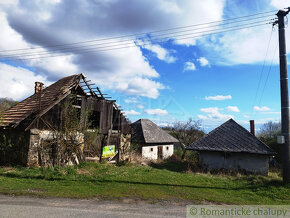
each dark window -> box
[89,111,100,129]
[166,146,169,150]
[150,148,153,152]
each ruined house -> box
[131,119,178,160]
[0,74,130,167]
[186,119,274,175]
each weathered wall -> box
[0,128,30,166]
[142,144,174,160]
[162,144,174,159]
[142,146,158,160]
[27,129,84,167]
[199,151,270,175]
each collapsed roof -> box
[0,74,83,128]
[0,74,127,131]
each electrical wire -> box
[256,40,279,111]
[250,27,274,117]
[0,15,274,57]
[1,22,270,61]
[0,20,270,59]
[0,10,276,54]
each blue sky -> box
[0,0,289,132]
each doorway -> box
[158,146,163,159]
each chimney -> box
[250,120,255,136]
[35,82,44,94]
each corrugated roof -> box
[186,119,274,155]
[0,74,82,128]
[131,119,178,144]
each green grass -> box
[0,162,289,204]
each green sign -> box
[102,145,115,158]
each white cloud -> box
[198,5,287,66]
[184,62,196,71]
[205,95,232,101]
[198,57,209,66]
[238,117,280,125]
[117,76,164,99]
[199,107,234,121]
[254,106,271,111]
[197,114,208,120]
[124,110,141,115]
[145,108,168,116]
[124,97,138,104]
[270,0,290,9]
[227,106,240,112]
[174,37,196,46]
[28,55,78,79]
[0,11,28,51]
[137,104,144,109]
[200,107,219,114]
[0,0,225,100]
[139,41,177,63]
[0,63,48,100]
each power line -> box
[257,40,279,109]
[251,27,274,117]
[1,22,270,60]
[2,23,269,61]
[0,10,276,54]
[1,20,270,59]
[0,15,274,57]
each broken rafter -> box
[80,80,91,83]
[80,75,98,98]
[96,87,104,99]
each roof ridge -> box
[1,74,83,128]
[187,119,274,155]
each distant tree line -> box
[0,98,18,113]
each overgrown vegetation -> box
[164,118,205,159]
[83,129,102,157]
[44,95,87,166]
[0,163,289,204]
[257,121,281,164]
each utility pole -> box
[276,8,290,183]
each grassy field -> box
[0,162,289,205]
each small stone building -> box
[131,119,178,160]
[186,119,274,175]
[0,74,130,167]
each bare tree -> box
[257,121,282,163]
[258,121,281,138]
[168,118,204,159]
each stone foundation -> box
[27,129,84,167]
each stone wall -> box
[27,129,84,167]
[120,134,131,160]
[199,151,270,175]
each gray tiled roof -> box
[187,119,274,155]
[131,119,178,144]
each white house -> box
[130,119,178,160]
